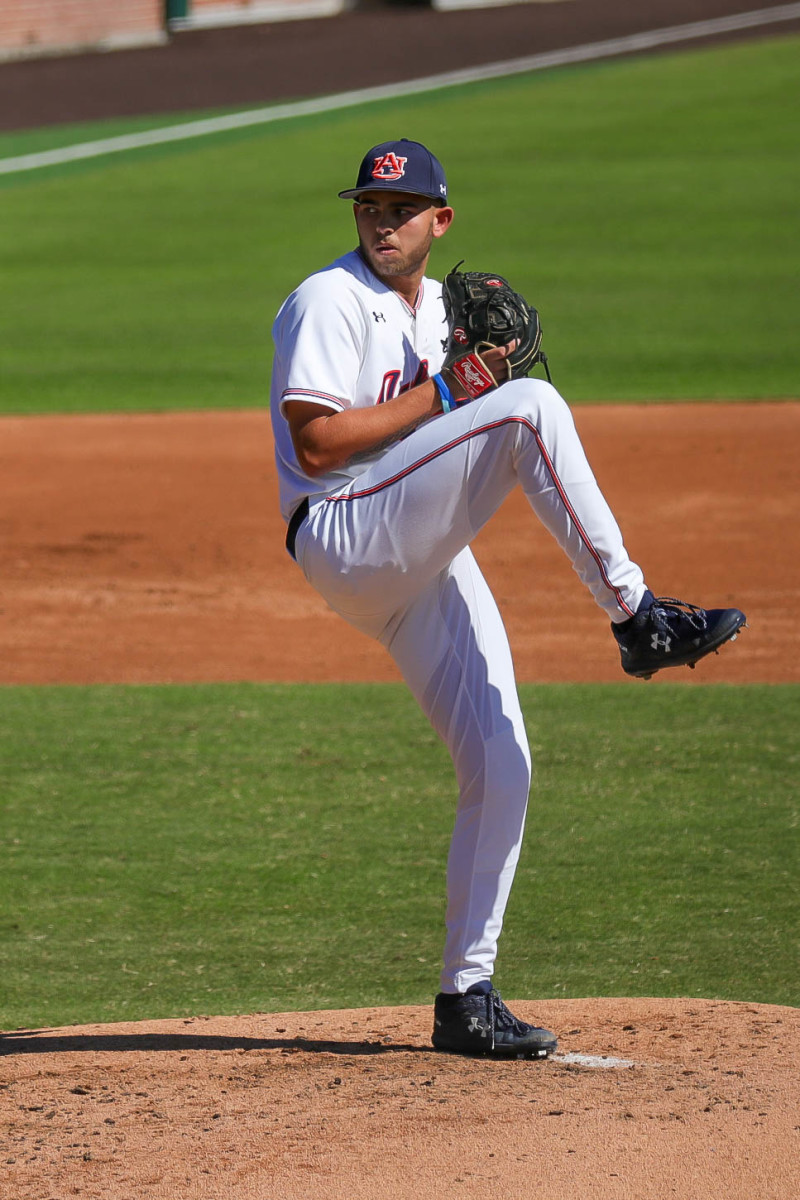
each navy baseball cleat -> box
[613,590,747,680]
[432,983,557,1059]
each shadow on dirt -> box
[0,1030,427,1056]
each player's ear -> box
[432,205,454,238]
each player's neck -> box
[357,247,424,308]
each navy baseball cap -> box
[338,139,448,204]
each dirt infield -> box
[3,999,799,1199]
[2,3,798,1196]
[2,402,797,686]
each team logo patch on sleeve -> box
[371,153,408,182]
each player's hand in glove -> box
[433,262,551,412]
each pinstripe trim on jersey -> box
[280,388,346,411]
[325,414,635,617]
[399,278,424,317]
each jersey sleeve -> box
[274,272,368,415]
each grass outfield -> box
[0,34,798,414]
[1,682,797,1029]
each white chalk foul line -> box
[1,4,799,176]
[555,1052,636,1069]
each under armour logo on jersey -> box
[373,311,386,323]
[371,152,407,182]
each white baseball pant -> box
[292,379,646,992]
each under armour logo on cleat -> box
[468,1017,490,1037]
[651,633,672,652]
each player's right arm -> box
[285,341,516,477]
[284,383,439,477]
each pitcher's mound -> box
[2,996,797,1199]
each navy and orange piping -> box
[281,388,345,409]
[325,415,635,617]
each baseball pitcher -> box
[269,138,746,1058]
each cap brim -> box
[338,185,444,202]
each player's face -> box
[354,191,453,286]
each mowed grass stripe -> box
[1,682,797,1028]
[0,35,797,412]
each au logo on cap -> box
[371,153,408,182]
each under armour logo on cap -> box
[338,138,448,204]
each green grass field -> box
[1,34,798,413]
[1,683,797,1029]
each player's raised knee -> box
[476,376,566,426]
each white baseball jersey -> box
[270,248,448,521]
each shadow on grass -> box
[0,1030,428,1056]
